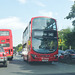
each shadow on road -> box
[11,72,75,75]
[0,63,7,68]
[9,55,75,75]
[0,64,4,68]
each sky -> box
[0,0,75,46]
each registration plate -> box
[42,59,48,62]
[42,58,49,62]
[72,55,75,58]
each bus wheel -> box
[9,56,13,61]
[3,61,7,67]
[48,61,52,64]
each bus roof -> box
[31,16,56,21]
[0,29,12,31]
[23,16,57,34]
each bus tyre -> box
[3,61,7,67]
[9,56,13,61]
[49,61,52,64]
[58,57,60,61]
[9,58,12,61]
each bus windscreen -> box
[32,17,58,54]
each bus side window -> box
[29,21,31,37]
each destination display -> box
[0,31,9,36]
[32,30,57,38]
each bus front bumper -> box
[7,55,13,59]
[30,55,58,62]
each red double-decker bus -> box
[0,29,13,60]
[22,16,58,63]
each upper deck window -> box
[32,17,57,31]
[0,31,9,36]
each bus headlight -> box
[31,54,37,59]
[54,54,58,57]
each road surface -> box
[0,55,75,75]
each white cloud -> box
[55,13,58,16]
[36,1,46,7]
[70,0,75,2]
[39,10,53,17]
[18,0,27,4]
[0,17,27,30]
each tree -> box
[65,1,75,49]
[17,46,22,52]
[15,44,22,52]
[64,32,75,49]
[58,28,71,50]
[66,2,75,27]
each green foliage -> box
[17,46,22,52]
[66,3,75,19]
[66,2,75,27]
[58,28,71,50]
[64,32,75,49]
[15,44,22,52]
[65,1,75,49]
[58,28,75,49]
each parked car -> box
[58,50,64,61]
[63,49,75,63]
[21,48,27,57]
[0,46,7,67]
[18,51,22,55]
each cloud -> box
[70,0,75,2]
[18,0,27,4]
[0,17,27,30]
[39,10,53,17]
[36,1,46,7]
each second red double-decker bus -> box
[0,29,13,60]
[22,16,58,63]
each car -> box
[18,51,22,55]
[63,49,75,63]
[0,46,7,67]
[21,48,27,57]
[58,50,64,61]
